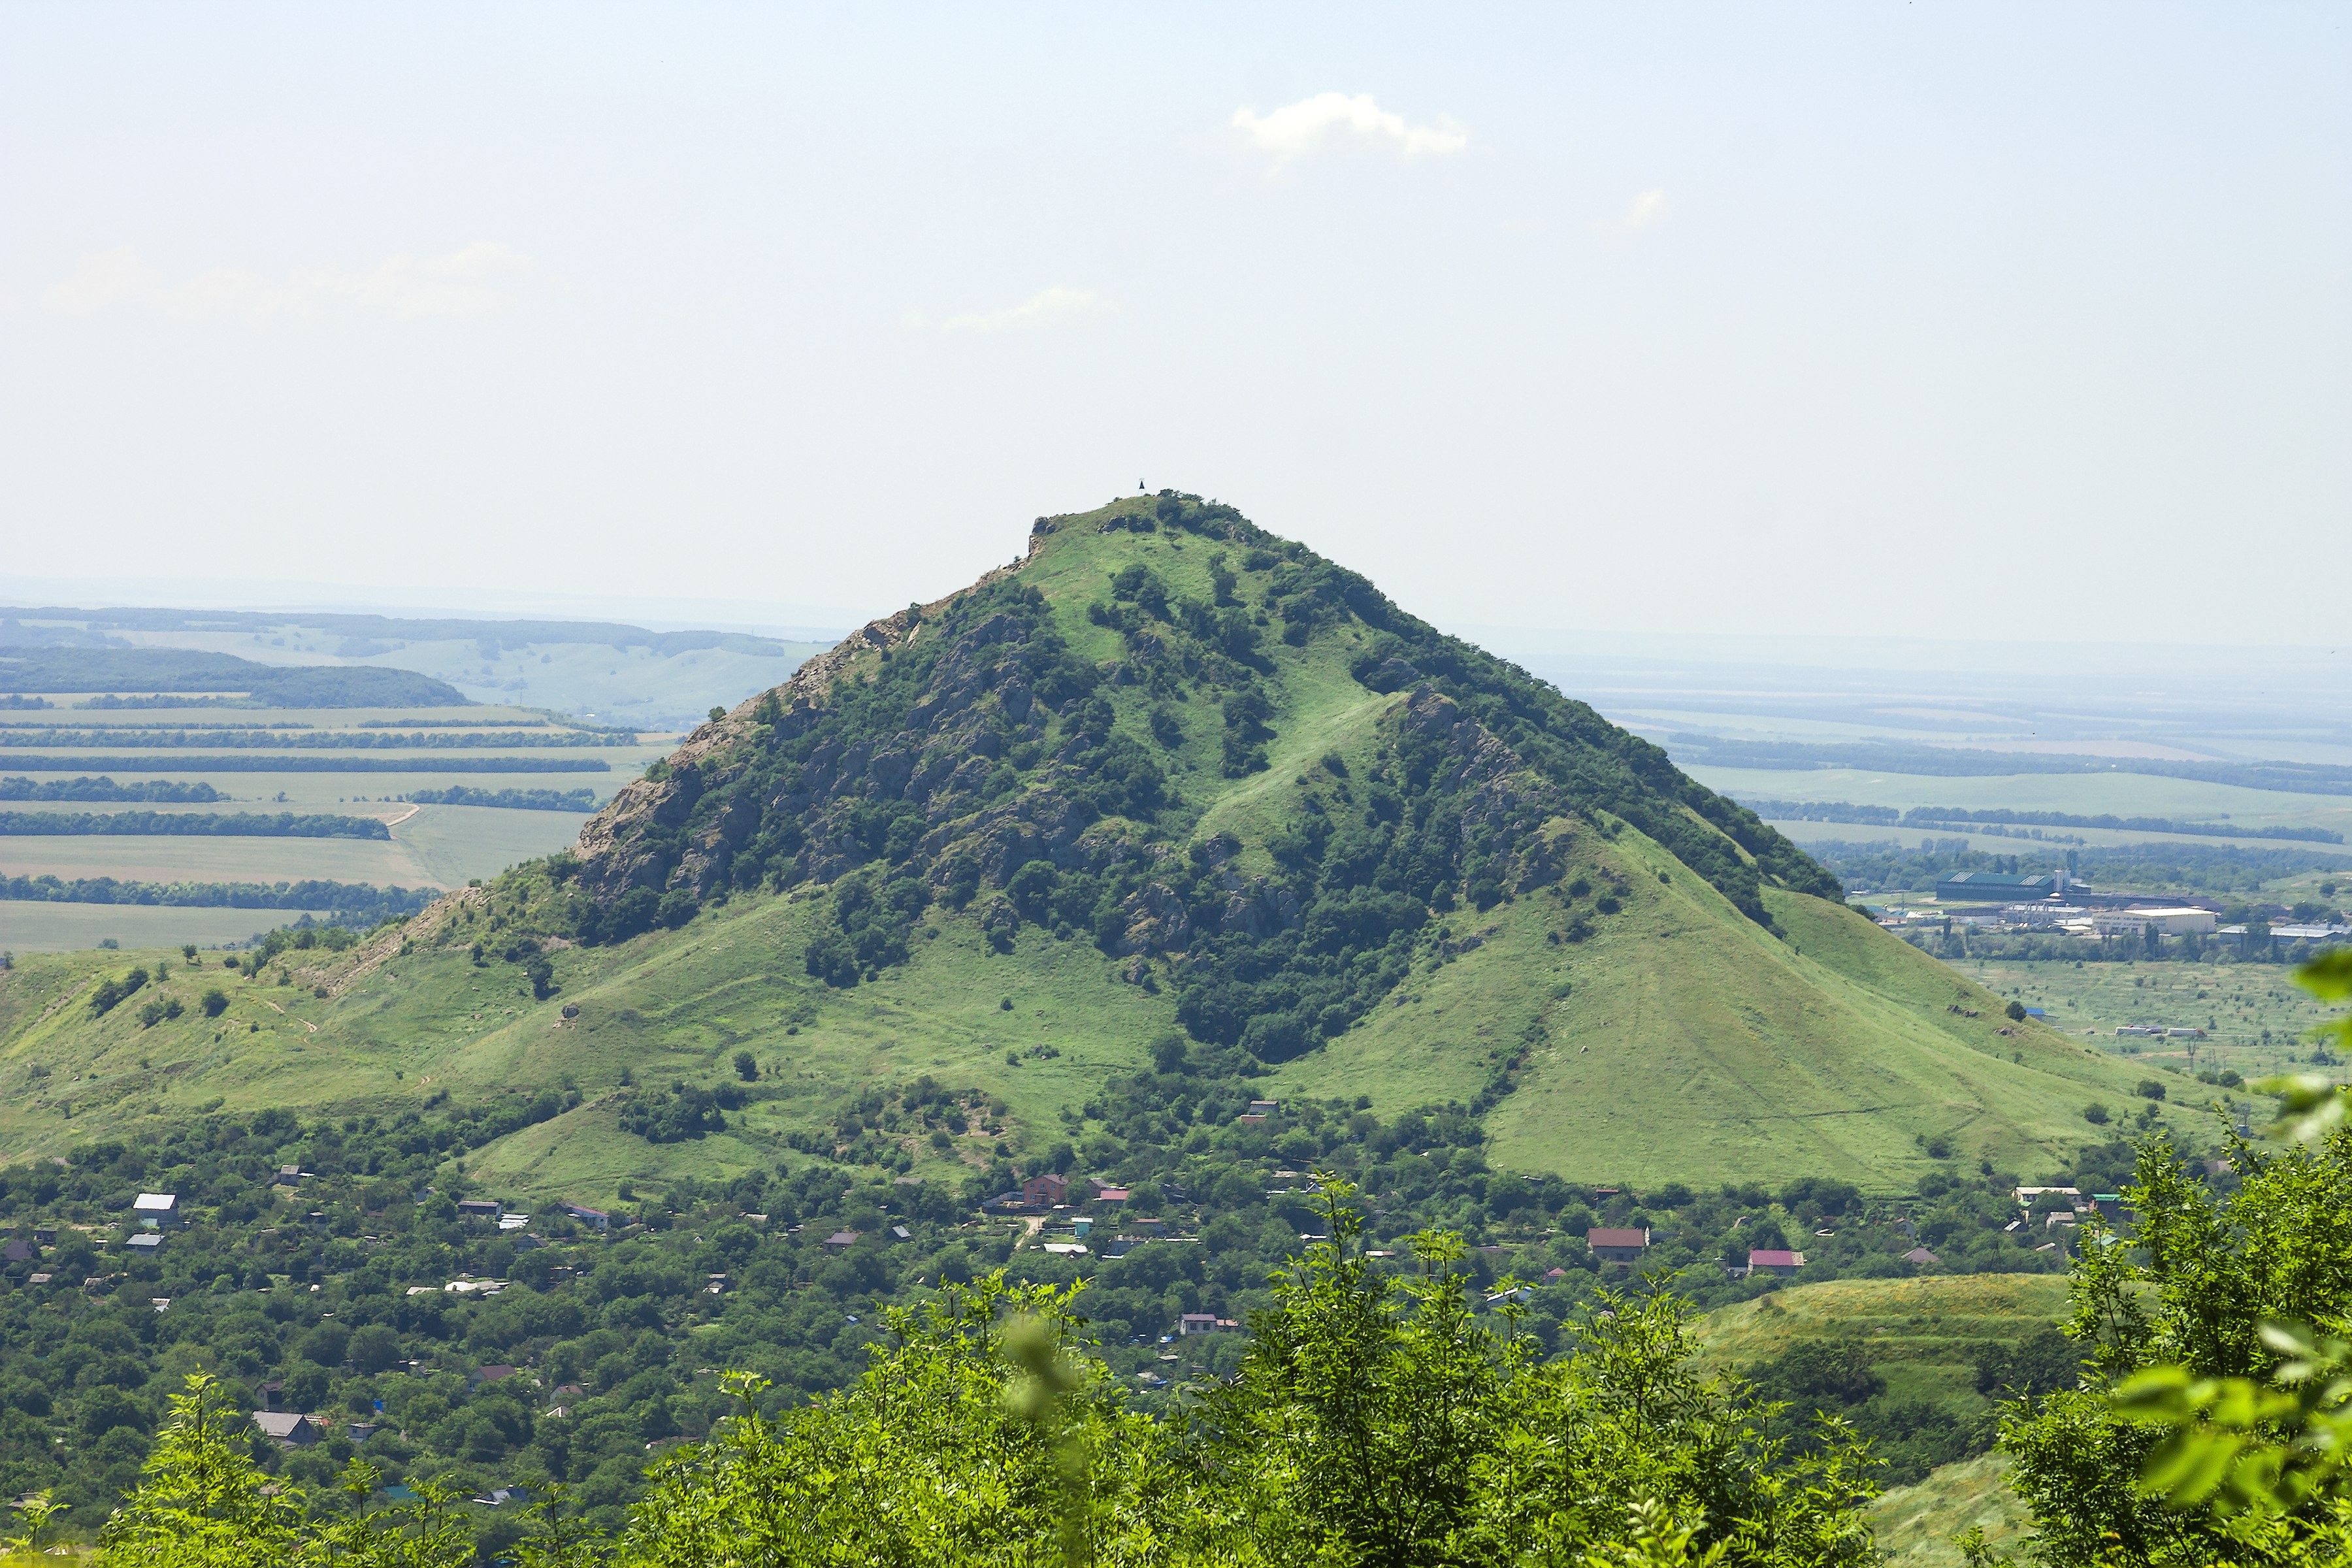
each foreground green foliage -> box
[95,1183,1878,1567]
[1987,952,2352,1565]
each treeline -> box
[405,786,600,811]
[1,755,608,774]
[1673,733,2352,798]
[78,694,244,710]
[1810,836,2349,896]
[0,776,223,803]
[357,717,551,728]
[1744,797,2343,845]
[0,811,389,840]
[0,728,634,749]
[0,874,432,918]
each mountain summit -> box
[1,493,2176,1190]
[558,493,1834,1056]
[365,491,2149,1190]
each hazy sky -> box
[3,6,2345,644]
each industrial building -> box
[1935,871,2059,903]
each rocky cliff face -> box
[570,540,1051,908]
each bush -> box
[199,988,228,1017]
[2083,1103,2110,1124]
[618,1083,727,1143]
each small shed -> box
[1747,1249,1806,1277]
[823,1230,860,1251]
[1902,1247,1942,1267]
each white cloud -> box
[1597,189,1671,236]
[42,246,159,312]
[42,242,532,321]
[1230,92,1468,165]
[938,285,1110,335]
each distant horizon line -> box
[3,577,2341,670]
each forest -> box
[23,1035,2352,1567]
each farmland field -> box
[0,833,440,885]
[0,902,292,952]
[1690,764,2352,842]
[1958,956,2336,1081]
[0,687,676,949]
[0,765,642,813]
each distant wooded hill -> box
[0,647,466,706]
[2,604,807,657]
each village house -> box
[1021,1171,1071,1207]
[253,1412,319,1448]
[1585,1227,1650,1266]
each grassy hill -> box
[1695,1275,2073,1565]
[0,494,2217,1192]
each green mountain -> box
[0,494,2195,1192]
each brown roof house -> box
[1020,1172,1070,1209]
[1746,1249,1806,1277]
[1586,1228,1651,1266]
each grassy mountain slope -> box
[1691,1276,2065,1565]
[0,495,2210,1193]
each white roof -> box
[126,1233,163,1249]
[133,1193,178,1212]
[252,1412,310,1438]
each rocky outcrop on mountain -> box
[515,489,1842,1058]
